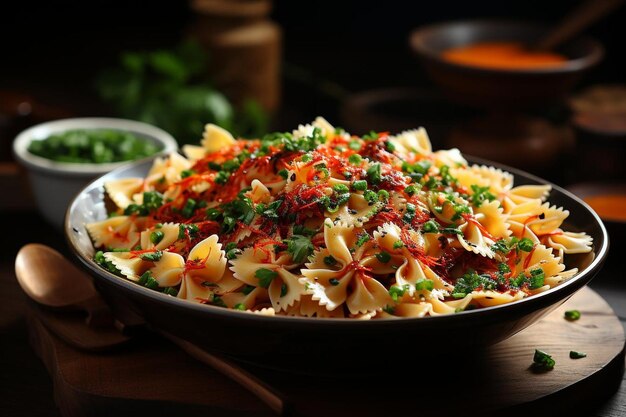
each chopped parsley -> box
[570,351,587,359]
[375,251,391,263]
[255,268,278,288]
[285,235,314,263]
[452,270,497,298]
[366,163,382,185]
[415,278,434,291]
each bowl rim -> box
[409,19,605,76]
[13,117,178,177]
[65,153,609,328]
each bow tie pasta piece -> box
[300,219,393,315]
[201,123,236,153]
[387,128,432,157]
[292,116,336,140]
[502,184,552,211]
[86,216,144,250]
[284,295,346,318]
[474,200,511,239]
[140,223,184,251]
[104,178,144,210]
[147,152,193,187]
[103,250,184,288]
[229,241,306,312]
[547,231,593,254]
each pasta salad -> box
[88,117,592,319]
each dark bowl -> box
[410,20,604,108]
[66,156,608,375]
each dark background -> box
[2,0,625,123]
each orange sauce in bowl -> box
[442,42,567,70]
[583,194,626,222]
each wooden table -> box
[1,209,624,417]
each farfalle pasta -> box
[88,117,592,319]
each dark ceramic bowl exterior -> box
[66,157,608,374]
[410,20,604,108]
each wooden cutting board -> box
[27,287,625,417]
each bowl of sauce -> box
[410,20,603,108]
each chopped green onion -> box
[366,163,382,185]
[234,303,246,311]
[422,220,439,233]
[333,184,350,194]
[529,268,545,289]
[278,169,289,179]
[329,278,340,286]
[393,240,404,249]
[140,250,163,262]
[324,256,337,266]
[415,278,434,291]
[570,351,587,359]
[533,349,555,370]
[348,154,362,165]
[150,231,164,245]
[518,238,535,252]
[352,180,367,191]
[564,310,581,321]
[375,251,391,263]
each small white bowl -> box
[13,117,178,230]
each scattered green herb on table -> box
[570,351,587,359]
[532,349,555,370]
[28,129,161,163]
[564,310,581,321]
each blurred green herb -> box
[96,40,268,144]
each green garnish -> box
[178,223,199,239]
[94,251,122,276]
[277,168,289,179]
[234,303,246,311]
[366,163,382,185]
[333,184,350,194]
[415,278,434,291]
[470,184,496,207]
[301,153,312,162]
[389,284,410,302]
[329,278,340,286]
[564,310,581,321]
[404,184,418,196]
[163,287,178,296]
[452,270,497,298]
[140,250,163,262]
[150,230,164,245]
[215,170,230,185]
[285,235,314,263]
[356,232,370,247]
[255,268,278,288]
[385,140,396,152]
[533,349,555,370]
[375,251,391,263]
[352,180,367,191]
[570,351,587,359]
[324,256,337,266]
[518,238,535,252]
[27,129,161,164]
[393,241,404,249]
[124,191,164,216]
[362,130,379,141]
[181,198,197,218]
[138,270,160,290]
[348,154,362,165]
[348,139,361,151]
[180,169,195,179]
[528,268,545,289]
[422,220,439,233]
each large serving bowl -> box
[410,20,603,108]
[66,156,608,374]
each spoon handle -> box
[75,294,115,328]
[534,0,624,51]
[162,331,290,416]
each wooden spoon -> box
[533,0,624,51]
[15,243,289,416]
[15,243,115,327]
